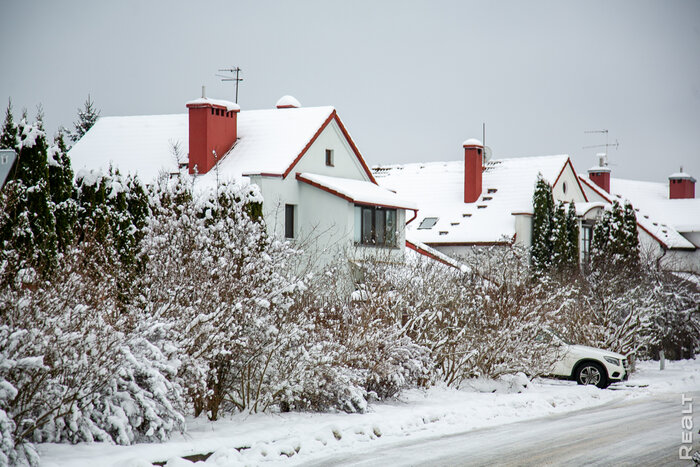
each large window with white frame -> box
[353,205,397,247]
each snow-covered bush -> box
[0,236,185,464]
[548,259,699,359]
[139,176,305,418]
[360,247,557,386]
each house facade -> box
[68,93,416,270]
[374,139,603,263]
[581,159,699,274]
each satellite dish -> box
[483,146,493,163]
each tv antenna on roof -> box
[583,129,619,151]
[583,129,619,166]
[216,67,243,103]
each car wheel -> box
[575,362,608,388]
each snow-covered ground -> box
[39,359,700,467]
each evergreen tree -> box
[0,116,58,282]
[565,201,579,268]
[74,168,149,306]
[550,201,580,273]
[0,99,18,150]
[621,201,640,266]
[591,201,639,270]
[71,94,100,142]
[591,207,612,269]
[550,202,568,269]
[48,130,77,250]
[531,175,555,271]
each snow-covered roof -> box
[374,154,570,244]
[68,106,336,187]
[463,138,483,146]
[296,173,417,210]
[405,235,466,270]
[579,176,698,250]
[572,201,606,218]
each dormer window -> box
[325,149,334,167]
[418,217,438,229]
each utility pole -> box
[217,67,243,103]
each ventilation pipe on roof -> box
[276,95,301,109]
[186,92,239,175]
[587,153,611,193]
[669,167,696,199]
[463,138,484,203]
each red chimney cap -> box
[669,170,696,182]
[186,97,240,112]
[463,138,483,147]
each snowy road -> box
[303,391,699,467]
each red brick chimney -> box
[669,168,696,199]
[186,87,240,175]
[587,153,611,193]
[463,138,484,203]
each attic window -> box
[325,149,334,167]
[487,188,497,194]
[418,217,438,229]
[562,182,568,194]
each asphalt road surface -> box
[303,391,699,467]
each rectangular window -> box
[285,204,295,239]
[325,149,334,166]
[356,205,398,247]
[582,224,592,264]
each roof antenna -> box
[583,129,619,166]
[217,67,243,103]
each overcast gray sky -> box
[1,0,699,186]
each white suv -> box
[539,330,629,388]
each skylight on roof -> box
[418,217,438,229]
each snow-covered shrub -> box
[0,236,185,464]
[362,247,557,386]
[139,176,304,418]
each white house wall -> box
[251,119,406,270]
[552,164,587,204]
[513,213,533,249]
[292,119,371,182]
